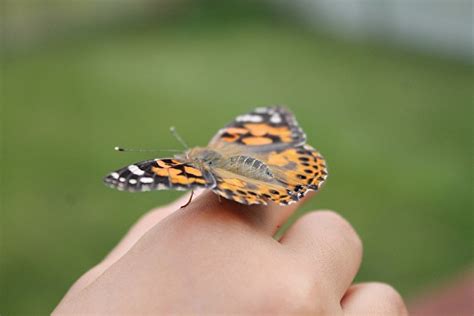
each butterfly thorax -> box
[186,147,274,181]
[186,147,223,165]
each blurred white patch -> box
[236,114,263,122]
[140,177,154,184]
[255,107,271,114]
[270,113,282,123]
[128,164,145,176]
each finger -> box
[342,282,408,316]
[280,211,363,297]
[175,189,318,236]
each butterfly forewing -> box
[210,106,306,150]
[104,158,215,192]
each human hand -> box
[54,191,407,315]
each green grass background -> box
[2,8,473,315]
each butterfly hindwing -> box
[210,168,295,205]
[265,145,328,200]
[210,144,327,206]
[104,158,215,192]
[210,106,306,150]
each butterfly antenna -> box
[114,146,181,153]
[169,126,189,150]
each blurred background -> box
[1,0,473,314]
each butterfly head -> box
[185,147,223,167]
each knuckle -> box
[266,265,342,315]
[369,282,407,314]
[263,287,335,315]
[318,210,363,252]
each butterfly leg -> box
[180,190,194,208]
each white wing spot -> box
[119,177,126,182]
[140,177,154,184]
[254,107,270,114]
[129,179,137,184]
[270,113,282,124]
[128,164,145,176]
[111,172,120,179]
[236,114,263,123]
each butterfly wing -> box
[208,106,327,205]
[104,158,215,192]
[264,145,328,201]
[209,106,306,151]
[210,145,327,206]
[210,168,298,205]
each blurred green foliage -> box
[1,5,473,315]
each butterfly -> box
[104,106,327,206]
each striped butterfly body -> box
[104,106,327,205]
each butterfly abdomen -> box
[225,155,274,181]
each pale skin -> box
[54,190,408,315]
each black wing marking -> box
[104,158,215,192]
[209,106,306,151]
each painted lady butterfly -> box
[104,106,327,206]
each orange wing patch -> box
[211,169,300,206]
[152,163,208,186]
[209,107,306,148]
[267,145,327,199]
[241,136,273,145]
[211,169,266,205]
[244,123,293,142]
[218,123,293,146]
[184,166,203,177]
